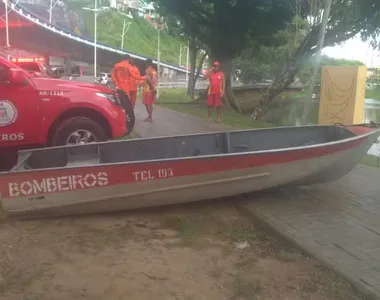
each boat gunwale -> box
[1,125,379,176]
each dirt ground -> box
[0,200,364,300]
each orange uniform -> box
[111,61,144,100]
[206,71,225,107]
[129,65,143,108]
[130,65,143,91]
[142,66,158,105]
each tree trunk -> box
[187,38,197,97]
[217,57,241,112]
[187,51,207,98]
[250,57,303,120]
[250,18,362,120]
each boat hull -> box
[1,128,378,218]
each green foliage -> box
[366,87,380,100]
[367,68,380,88]
[67,3,185,64]
[234,15,311,83]
[152,0,296,61]
[248,0,380,120]
[297,55,365,86]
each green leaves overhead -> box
[152,0,296,58]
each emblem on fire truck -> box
[0,101,18,127]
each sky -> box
[323,34,380,67]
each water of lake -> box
[365,99,380,157]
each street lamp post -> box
[155,22,165,99]
[0,0,12,60]
[82,1,109,78]
[185,40,189,85]
[121,19,132,49]
[301,0,332,124]
[117,10,133,49]
[157,27,161,99]
[179,43,186,66]
[4,0,9,48]
[48,0,58,23]
[179,33,190,84]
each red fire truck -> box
[0,56,134,171]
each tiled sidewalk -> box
[241,164,380,299]
[133,102,380,299]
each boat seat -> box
[234,145,250,153]
[193,148,201,156]
[66,144,100,167]
[223,132,232,153]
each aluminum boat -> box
[0,123,379,218]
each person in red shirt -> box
[205,61,225,123]
[111,55,145,101]
[142,59,158,122]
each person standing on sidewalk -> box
[205,61,225,123]
[129,59,143,109]
[111,54,145,103]
[142,59,158,122]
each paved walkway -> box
[134,102,231,138]
[241,166,380,299]
[133,102,380,299]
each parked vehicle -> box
[1,123,379,218]
[0,56,133,171]
[96,72,113,88]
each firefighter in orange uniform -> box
[205,61,225,123]
[142,59,158,122]
[129,59,143,109]
[111,54,145,103]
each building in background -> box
[18,0,88,36]
[99,0,160,23]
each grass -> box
[159,208,363,300]
[361,154,380,168]
[277,249,304,262]
[232,275,261,300]
[366,87,380,101]
[0,200,365,300]
[72,8,183,65]
[157,88,271,129]
[158,88,194,104]
[157,88,315,129]
[121,130,140,140]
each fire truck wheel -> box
[116,90,135,136]
[52,117,108,146]
[124,99,135,136]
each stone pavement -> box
[133,102,231,138]
[132,102,380,299]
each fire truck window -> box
[15,62,40,72]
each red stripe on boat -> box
[0,136,365,198]
[347,126,375,135]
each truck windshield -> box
[15,62,40,72]
[15,62,57,78]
